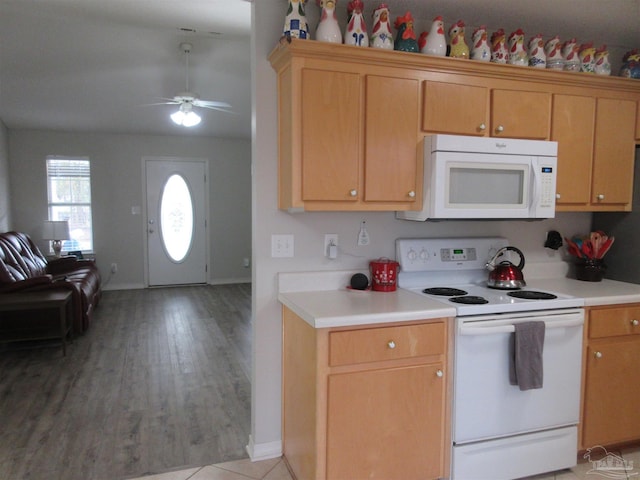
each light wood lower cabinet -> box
[581,304,640,449]
[282,307,450,480]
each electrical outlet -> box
[111,263,118,274]
[271,234,294,258]
[324,234,338,257]
[243,257,250,268]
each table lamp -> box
[42,220,70,258]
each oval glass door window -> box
[159,174,194,262]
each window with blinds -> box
[46,157,93,252]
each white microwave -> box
[397,134,558,221]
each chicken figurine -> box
[562,38,580,71]
[393,11,419,53]
[544,36,564,70]
[370,3,393,49]
[315,0,342,43]
[490,29,508,64]
[527,34,546,68]
[283,0,309,40]
[448,20,469,59]
[594,45,611,76]
[471,25,490,61]
[344,0,368,47]
[419,16,447,56]
[507,29,528,66]
[578,43,596,73]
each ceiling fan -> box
[157,42,233,127]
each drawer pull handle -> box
[594,351,603,359]
[387,340,396,349]
[436,369,444,378]
[632,319,639,326]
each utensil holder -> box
[575,258,606,282]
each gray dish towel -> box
[509,321,545,391]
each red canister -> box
[369,258,399,292]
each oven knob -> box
[436,369,443,378]
[419,249,429,261]
[407,249,417,261]
[594,351,603,359]
[632,319,639,326]
[387,340,396,349]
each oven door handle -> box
[459,318,584,336]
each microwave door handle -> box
[530,161,538,210]
[459,318,584,336]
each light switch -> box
[272,234,294,258]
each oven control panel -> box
[396,237,508,272]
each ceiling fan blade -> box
[197,105,237,114]
[194,99,232,109]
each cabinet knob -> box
[436,369,444,378]
[632,319,639,326]
[349,189,358,197]
[478,123,486,131]
[495,125,504,133]
[387,340,396,349]
[597,194,605,201]
[556,193,561,200]
[594,351,603,359]
[408,190,416,198]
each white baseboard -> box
[209,277,251,285]
[246,435,282,461]
[102,282,145,291]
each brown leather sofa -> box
[0,231,102,334]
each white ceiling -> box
[1,0,639,140]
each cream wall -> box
[8,129,251,288]
[0,121,10,231]
[249,0,593,458]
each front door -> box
[145,158,207,286]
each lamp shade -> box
[42,220,70,240]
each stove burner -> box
[507,291,558,300]
[449,295,489,305]
[424,287,468,296]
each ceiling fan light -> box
[170,102,201,127]
[170,109,186,125]
[182,110,201,127]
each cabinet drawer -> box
[329,322,445,366]
[589,306,640,338]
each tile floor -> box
[129,445,640,480]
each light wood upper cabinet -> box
[581,305,640,449]
[364,75,420,203]
[636,101,640,140]
[491,89,551,139]
[552,94,596,206]
[422,81,489,136]
[591,98,637,208]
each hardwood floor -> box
[0,284,252,480]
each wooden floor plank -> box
[0,284,252,480]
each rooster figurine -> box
[315,0,342,43]
[507,29,528,66]
[562,38,580,71]
[393,11,419,53]
[283,0,309,40]
[471,25,490,61]
[419,16,447,56]
[370,3,393,49]
[527,34,546,68]
[345,0,368,47]
[594,45,611,76]
[579,43,596,73]
[448,20,469,59]
[544,36,564,70]
[490,29,507,64]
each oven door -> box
[452,308,584,444]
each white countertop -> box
[278,269,640,329]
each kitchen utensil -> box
[486,246,526,289]
[596,236,615,259]
[369,258,399,292]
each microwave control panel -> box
[539,165,555,208]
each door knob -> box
[349,189,358,197]
[631,319,639,326]
[495,125,504,133]
[478,123,486,131]
[387,340,396,349]
[594,351,603,359]
[436,369,443,377]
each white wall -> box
[249,0,594,458]
[0,121,10,231]
[8,129,251,288]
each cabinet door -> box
[583,340,640,447]
[327,363,445,480]
[636,101,640,140]
[491,89,551,139]
[591,98,636,206]
[422,81,489,136]
[551,94,595,205]
[364,75,420,203]
[301,68,361,202]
